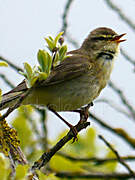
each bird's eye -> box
[97,52,113,60]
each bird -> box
[0,27,126,129]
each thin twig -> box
[104,0,135,32]
[0,73,15,89]
[0,56,23,72]
[55,171,135,179]
[90,113,135,149]
[57,152,135,163]
[108,81,135,119]
[99,135,135,176]
[120,48,135,68]
[61,0,74,35]
[96,98,130,119]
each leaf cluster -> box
[20,32,68,88]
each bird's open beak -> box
[112,33,126,43]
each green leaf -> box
[30,76,39,86]
[53,52,59,65]
[0,61,8,67]
[19,71,27,79]
[46,52,52,74]
[37,50,46,72]
[48,36,54,41]
[38,72,48,80]
[23,62,33,80]
[54,32,64,47]
[45,38,54,51]
[37,50,52,74]
[59,45,67,61]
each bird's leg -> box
[48,107,78,140]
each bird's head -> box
[81,27,126,62]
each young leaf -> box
[48,36,54,41]
[23,62,33,80]
[31,76,39,87]
[38,72,48,80]
[0,61,8,67]
[46,52,52,74]
[59,45,67,61]
[37,50,46,72]
[19,71,27,79]
[53,52,59,65]
[54,32,64,47]
[45,38,54,51]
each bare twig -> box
[57,152,135,163]
[0,56,23,72]
[108,81,135,119]
[61,0,74,35]
[120,48,135,68]
[99,135,135,176]
[104,0,135,32]
[96,98,130,119]
[0,73,15,89]
[55,171,135,179]
[90,113,135,149]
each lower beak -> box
[112,33,126,43]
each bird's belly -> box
[24,76,100,111]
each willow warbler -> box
[0,27,126,114]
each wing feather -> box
[39,55,92,87]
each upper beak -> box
[112,33,126,43]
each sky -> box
[0,0,135,171]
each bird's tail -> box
[0,91,24,111]
[0,80,28,111]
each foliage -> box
[0,61,8,67]
[0,107,118,179]
[50,128,117,177]
[20,32,68,88]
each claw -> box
[70,126,78,143]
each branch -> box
[108,81,135,119]
[90,113,135,149]
[99,135,135,175]
[55,171,135,179]
[120,48,135,69]
[0,56,23,72]
[61,0,74,35]
[30,121,90,172]
[0,73,15,89]
[57,152,135,163]
[95,98,130,119]
[104,0,135,32]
